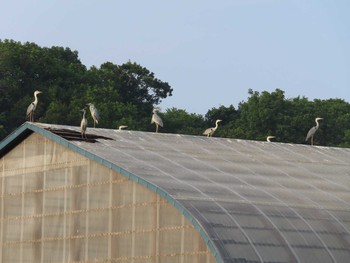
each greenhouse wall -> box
[0,133,216,263]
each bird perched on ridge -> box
[203,119,222,137]
[80,109,88,139]
[151,108,163,133]
[305,117,323,145]
[86,103,100,128]
[118,125,128,131]
[26,90,42,122]
[267,136,276,142]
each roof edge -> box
[0,122,223,263]
[0,122,35,157]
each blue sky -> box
[1,0,349,114]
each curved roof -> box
[1,122,350,262]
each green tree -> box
[83,61,173,129]
[0,40,173,139]
[1,40,350,148]
[204,105,238,138]
[234,89,289,141]
[161,108,205,135]
[343,130,350,147]
[0,39,87,133]
[312,99,350,146]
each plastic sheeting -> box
[2,122,350,262]
[0,131,215,263]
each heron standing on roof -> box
[267,136,276,142]
[80,109,88,138]
[305,117,323,145]
[203,119,222,137]
[151,108,163,133]
[118,125,128,131]
[86,103,100,128]
[26,90,42,122]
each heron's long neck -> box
[33,93,39,105]
[215,121,219,129]
[83,111,86,118]
[315,120,320,129]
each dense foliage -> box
[0,39,172,138]
[1,40,350,147]
[211,89,350,147]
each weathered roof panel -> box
[1,122,350,263]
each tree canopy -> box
[1,39,350,148]
[0,39,172,137]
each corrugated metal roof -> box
[1,122,350,262]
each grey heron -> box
[267,136,276,142]
[118,125,128,131]
[151,108,163,133]
[26,90,42,122]
[80,109,88,138]
[86,103,100,128]
[203,119,222,137]
[305,117,323,145]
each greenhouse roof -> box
[1,122,350,262]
